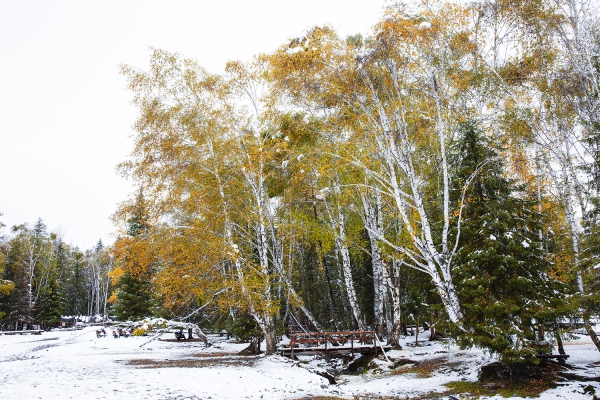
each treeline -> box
[0,218,112,330]
[107,0,600,362]
[3,0,600,365]
[0,212,162,330]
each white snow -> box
[286,47,303,55]
[0,326,598,399]
[490,234,496,240]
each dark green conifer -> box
[127,189,149,237]
[54,240,69,315]
[34,273,62,329]
[451,121,568,364]
[33,218,47,237]
[111,272,153,321]
[65,248,87,316]
[112,188,154,321]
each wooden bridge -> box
[279,330,390,359]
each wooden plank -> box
[280,345,391,357]
[286,330,386,358]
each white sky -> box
[0,0,389,249]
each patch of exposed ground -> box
[124,357,258,368]
[124,353,262,368]
[443,361,598,398]
[389,355,449,378]
[192,351,243,357]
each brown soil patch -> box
[192,352,242,357]
[125,354,261,369]
[390,356,448,378]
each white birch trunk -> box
[361,189,389,337]
[360,73,465,328]
[391,259,403,345]
[323,182,366,331]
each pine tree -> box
[34,272,62,329]
[54,240,69,315]
[451,121,568,364]
[33,218,46,237]
[111,272,153,321]
[127,189,149,237]
[65,248,87,316]
[111,188,154,321]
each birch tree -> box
[265,2,486,330]
[320,180,366,331]
[118,50,327,353]
[360,187,400,342]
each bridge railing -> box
[289,330,380,358]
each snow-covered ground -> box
[0,326,598,399]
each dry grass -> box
[444,378,560,398]
[289,397,346,400]
[125,355,259,368]
[389,356,447,378]
[446,362,565,399]
[192,351,245,357]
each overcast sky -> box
[0,0,389,249]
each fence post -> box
[373,331,377,356]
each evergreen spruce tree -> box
[33,218,46,237]
[111,272,153,321]
[65,248,87,316]
[451,121,568,364]
[34,272,62,329]
[54,240,69,316]
[127,189,149,237]
[112,188,154,321]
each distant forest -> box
[3,0,600,365]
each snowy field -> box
[0,326,599,399]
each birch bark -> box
[361,189,394,338]
[323,181,366,331]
